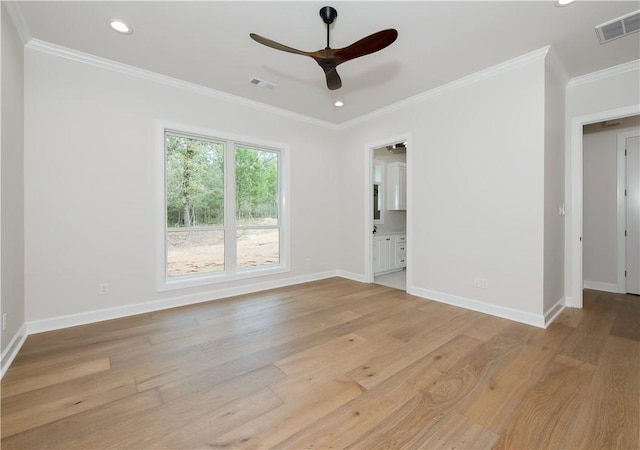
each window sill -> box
[157,265,290,292]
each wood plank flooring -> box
[1,280,638,449]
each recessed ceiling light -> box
[334,100,344,107]
[555,0,575,7]
[109,20,132,34]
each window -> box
[162,128,287,289]
[235,145,280,269]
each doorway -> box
[365,134,411,291]
[571,106,640,308]
[625,133,640,294]
[583,117,640,295]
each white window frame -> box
[156,121,290,291]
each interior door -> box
[626,135,640,294]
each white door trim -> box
[570,105,640,308]
[364,133,411,284]
[617,130,640,293]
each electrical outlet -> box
[98,283,109,295]
[473,277,489,289]
[2,313,7,331]
[305,258,311,265]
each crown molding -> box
[567,59,640,88]
[338,46,551,130]
[3,1,32,45]
[25,37,637,131]
[25,39,339,131]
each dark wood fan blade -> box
[324,67,342,90]
[249,33,311,57]
[334,29,398,64]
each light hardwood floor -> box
[1,279,638,449]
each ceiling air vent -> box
[595,10,640,44]
[250,78,276,90]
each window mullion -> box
[225,140,237,273]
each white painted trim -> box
[25,39,338,130]
[408,286,546,329]
[364,133,411,285]
[405,134,414,295]
[570,117,584,309]
[567,60,640,88]
[583,280,620,293]
[23,39,553,133]
[154,120,291,292]
[19,36,637,137]
[618,130,640,294]
[27,271,339,335]
[364,145,374,283]
[340,46,550,130]
[155,121,168,292]
[336,270,368,283]
[9,271,561,375]
[1,323,28,379]
[544,297,566,328]
[569,105,640,309]
[564,295,573,308]
[2,1,31,45]
[618,131,628,294]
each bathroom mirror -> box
[373,184,382,223]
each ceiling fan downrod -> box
[319,6,337,49]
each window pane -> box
[235,146,279,226]
[237,229,279,269]
[166,133,224,228]
[167,229,224,277]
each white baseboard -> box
[408,286,546,328]
[564,295,575,308]
[583,280,620,293]
[336,270,368,283]
[10,272,561,379]
[544,297,566,327]
[26,270,340,335]
[1,323,28,379]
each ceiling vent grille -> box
[250,78,277,90]
[595,10,640,44]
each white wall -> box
[583,118,640,290]
[24,46,339,326]
[1,4,26,360]
[543,55,566,316]
[565,62,640,305]
[18,37,639,338]
[337,50,548,324]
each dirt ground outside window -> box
[167,223,279,277]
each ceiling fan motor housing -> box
[320,6,338,25]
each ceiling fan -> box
[250,6,398,90]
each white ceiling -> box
[10,1,640,124]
